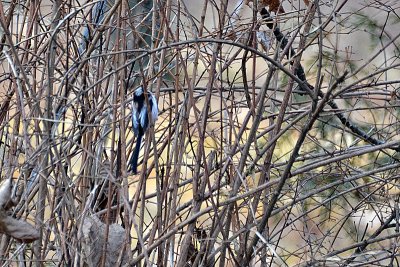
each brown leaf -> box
[82,215,128,267]
[246,0,285,13]
[247,0,309,12]
[0,209,39,243]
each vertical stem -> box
[34,0,61,264]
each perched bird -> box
[78,0,106,55]
[129,87,158,174]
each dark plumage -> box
[129,87,158,174]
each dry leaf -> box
[82,215,128,267]
[246,0,310,12]
[246,0,285,13]
[0,177,39,243]
[0,209,39,243]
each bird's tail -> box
[129,134,142,174]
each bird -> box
[129,87,158,174]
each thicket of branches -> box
[0,0,399,266]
